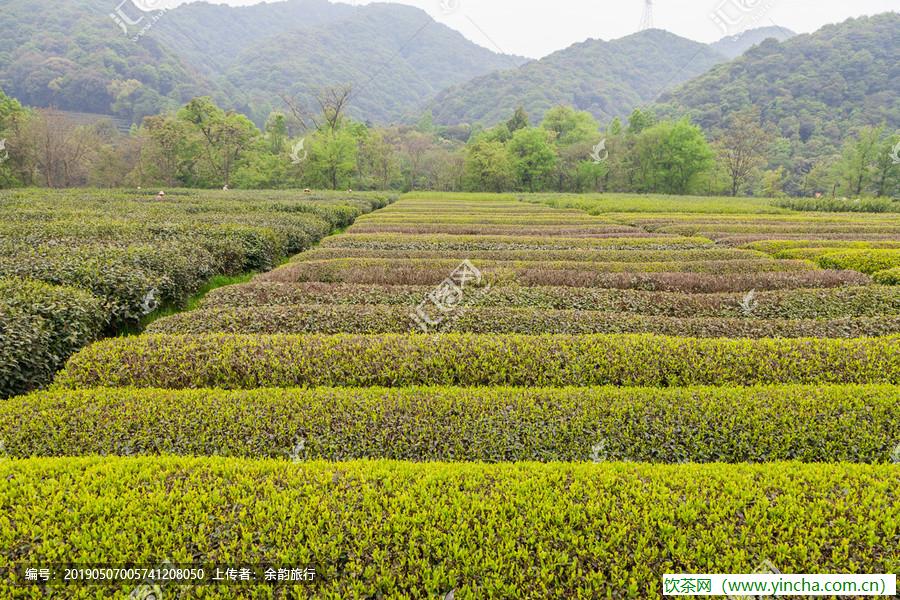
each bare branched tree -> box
[279,93,315,133]
[315,85,353,134]
[715,108,773,197]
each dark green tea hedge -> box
[0,458,897,599]
[0,278,106,398]
[146,304,900,338]
[6,385,899,463]
[55,333,900,390]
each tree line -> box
[0,87,896,197]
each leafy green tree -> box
[631,118,714,194]
[0,88,26,187]
[476,124,513,144]
[872,133,900,198]
[542,106,600,146]
[627,109,656,135]
[575,156,609,192]
[416,111,436,134]
[140,114,195,186]
[760,167,787,197]
[305,127,358,190]
[834,126,883,196]
[265,113,289,155]
[507,128,557,192]
[607,117,623,136]
[715,108,773,196]
[178,97,258,187]
[506,106,530,133]
[232,151,290,189]
[464,139,514,192]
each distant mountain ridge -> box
[427,29,727,127]
[0,0,525,124]
[222,2,528,124]
[0,0,891,136]
[655,13,899,153]
[711,26,796,58]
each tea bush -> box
[147,304,900,338]
[0,278,105,398]
[1,458,897,599]
[201,283,900,318]
[56,333,900,390]
[6,385,898,463]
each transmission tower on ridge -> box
[639,0,654,31]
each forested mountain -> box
[152,0,356,77]
[427,29,727,127]
[0,0,216,121]
[0,0,523,124]
[655,14,900,156]
[711,26,795,58]
[224,3,526,124]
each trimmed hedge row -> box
[874,267,900,285]
[816,249,900,275]
[744,240,900,254]
[657,223,900,235]
[2,457,896,598]
[293,247,768,263]
[5,385,899,463]
[0,191,394,328]
[716,232,900,246]
[513,269,868,291]
[0,244,168,326]
[0,304,52,401]
[55,333,900,390]
[0,278,106,398]
[260,258,816,286]
[147,304,900,338]
[522,193,785,214]
[347,223,645,236]
[201,282,900,318]
[356,214,609,224]
[262,263,865,291]
[774,197,899,212]
[323,233,714,251]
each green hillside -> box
[656,14,900,157]
[0,0,524,124]
[428,29,727,127]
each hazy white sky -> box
[182,0,898,58]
